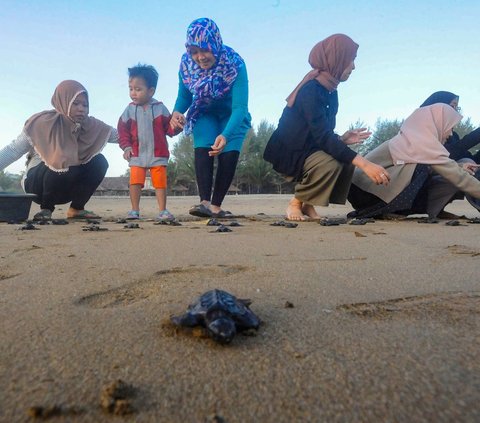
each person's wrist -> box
[352,154,367,169]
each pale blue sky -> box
[1,0,479,176]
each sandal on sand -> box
[211,210,234,218]
[68,210,101,219]
[189,204,212,218]
[437,210,463,220]
[33,209,52,221]
[157,209,175,222]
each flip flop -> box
[189,204,212,218]
[68,210,101,219]
[33,209,52,221]
[211,210,235,218]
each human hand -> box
[209,135,227,156]
[170,111,186,131]
[123,149,133,161]
[352,155,390,185]
[462,162,480,175]
[341,128,372,145]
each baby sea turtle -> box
[171,289,260,344]
[270,220,298,228]
[18,222,39,230]
[124,222,140,229]
[319,217,347,226]
[215,224,232,232]
[206,218,221,226]
[82,224,108,231]
[349,217,375,225]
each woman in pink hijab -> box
[264,34,389,221]
[349,103,480,219]
[0,80,118,220]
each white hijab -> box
[388,103,462,165]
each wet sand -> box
[0,195,479,422]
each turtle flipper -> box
[238,298,252,307]
[233,309,260,330]
[170,312,200,327]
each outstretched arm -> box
[340,128,372,145]
[352,154,390,185]
[0,132,31,171]
[432,161,480,198]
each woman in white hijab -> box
[348,103,480,219]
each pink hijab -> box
[286,34,358,107]
[388,103,462,165]
[24,80,112,172]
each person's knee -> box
[317,159,342,177]
[95,154,109,174]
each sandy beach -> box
[1,194,479,422]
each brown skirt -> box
[289,151,354,206]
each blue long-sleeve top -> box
[173,64,250,143]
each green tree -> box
[236,121,279,193]
[170,134,197,193]
[0,171,22,192]
[455,117,475,138]
[357,118,403,156]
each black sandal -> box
[33,209,52,221]
[211,210,234,218]
[189,204,212,218]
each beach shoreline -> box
[1,195,479,422]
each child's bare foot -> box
[301,204,321,220]
[286,198,305,221]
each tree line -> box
[1,118,477,194]
[164,117,478,195]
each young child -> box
[118,64,179,221]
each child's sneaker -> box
[127,210,140,220]
[156,209,175,222]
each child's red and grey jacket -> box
[118,99,178,168]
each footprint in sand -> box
[337,291,480,319]
[0,272,21,281]
[446,244,480,257]
[75,264,249,309]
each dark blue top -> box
[264,80,357,180]
[444,128,480,161]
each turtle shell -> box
[172,289,260,331]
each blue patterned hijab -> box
[180,18,245,134]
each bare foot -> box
[66,207,81,218]
[301,204,321,220]
[66,207,100,219]
[209,205,222,215]
[286,198,305,221]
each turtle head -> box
[206,315,236,344]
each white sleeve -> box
[0,131,32,171]
[107,128,119,144]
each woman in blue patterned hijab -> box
[179,18,245,134]
[172,18,251,218]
